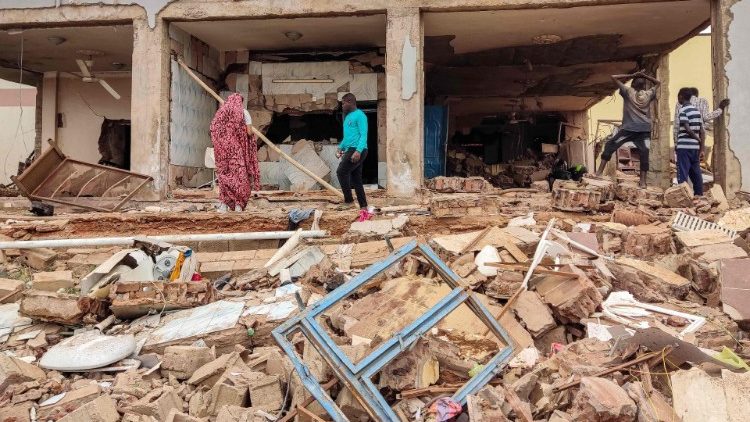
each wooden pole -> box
[175,58,345,199]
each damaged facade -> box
[0,0,747,199]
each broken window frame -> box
[11,142,152,212]
[273,240,516,421]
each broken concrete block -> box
[39,385,101,420]
[551,185,601,212]
[32,270,74,292]
[200,260,234,280]
[535,274,603,324]
[622,225,674,257]
[511,290,556,338]
[188,352,244,386]
[0,402,31,422]
[720,258,750,327]
[113,371,150,398]
[624,381,679,422]
[611,208,654,226]
[284,142,330,191]
[675,229,734,249]
[208,382,248,415]
[709,184,729,212]
[664,182,694,207]
[248,374,283,412]
[164,409,203,422]
[162,345,214,380]
[110,279,216,319]
[581,176,615,201]
[571,377,637,422]
[59,395,120,422]
[0,278,24,303]
[126,386,183,421]
[609,257,691,302]
[216,406,258,422]
[350,215,409,236]
[20,290,85,325]
[0,354,46,394]
[671,368,750,422]
[18,248,57,270]
[427,176,489,193]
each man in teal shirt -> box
[337,93,371,221]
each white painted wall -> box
[0,79,36,185]
[55,74,131,164]
[727,0,750,192]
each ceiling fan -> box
[75,55,121,100]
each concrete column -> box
[130,17,170,199]
[385,7,424,197]
[648,54,672,189]
[40,72,58,149]
[712,0,743,198]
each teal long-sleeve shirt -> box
[339,109,368,153]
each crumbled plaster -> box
[726,0,748,192]
[401,37,417,100]
[0,0,175,28]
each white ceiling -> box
[0,25,133,73]
[424,0,710,54]
[173,15,386,52]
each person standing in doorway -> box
[676,87,706,196]
[595,70,661,188]
[337,93,372,222]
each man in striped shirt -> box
[676,87,706,196]
[673,88,729,141]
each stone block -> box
[535,274,603,324]
[622,225,674,257]
[59,395,120,422]
[512,290,556,338]
[32,270,74,292]
[200,260,234,280]
[20,290,85,325]
[0,402,31,422]
[551,185,601,212]
[664,182,694,207]
[0,354,46,394]
[0,278,24,303]
[18,248,57,270]
[571,377,637,422]
[162,345,214,380]
[248,374,284,412]
[720,258,750,327]
[208,382,248,416]
[609,257,691,302]
[38,385,101,420]
[125,387,183,421]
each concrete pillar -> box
[711,0,743,198]
[385,7,424,197]
[648,54,672,189]
[130,17,170,199]
[40,72,58,148]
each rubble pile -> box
[0,173,749,421]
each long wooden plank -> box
[175,57,344,199]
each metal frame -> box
[273,240,516,421]
[12,142,152,212]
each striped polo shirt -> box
[677,104,703,150]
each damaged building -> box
[0,0,748,199]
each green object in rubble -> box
[468,363,484,378]
[247,328,255,337]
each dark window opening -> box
[97,119,131,170]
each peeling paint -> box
[401,37,417,100]
[0,0,175,28]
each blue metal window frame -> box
[273,240,516,421]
